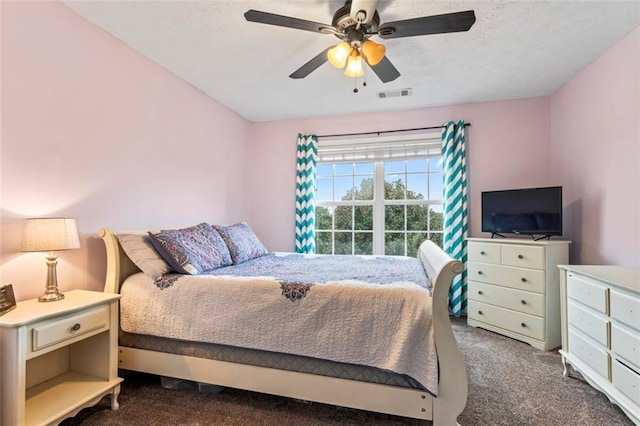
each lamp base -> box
[39,291,65,302]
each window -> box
[315,133,443,257]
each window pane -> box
[428,232,443,248]
[429,157,442,172]
[407,233,427,257]
[384,175,406,200]
[334,176,353,201]
[355,162,374,174]
[407,159,428,173]
[384,161,405,173]
[334,163,352,175]
[429,172,443,200]
[316,177,333,201]
[353,176,374,200]
[335,232,352,255]
[385,205,405,231]
[315,206,333,230]
[407,205,428,231]
[354,205,373,230]
[316,163,333,176]
[430,205,444,231]
[406,174,427,200]
[385,233,405,256]
[316,232,332,254]
[334,206,352,230]
[354,232,373,255]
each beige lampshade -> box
[22,218,80,252]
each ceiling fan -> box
[244,0,476,85]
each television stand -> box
[490,233,507,239]
[532,235,552,241]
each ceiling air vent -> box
[377,88,412,99]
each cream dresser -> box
[466,238,570,350]
[0,290,122,425]
[559,265,639,425]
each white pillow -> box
[118,233,172,278]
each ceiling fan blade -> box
[289,47,332,79]
[350,0,378,24]
[368,56,400,83]
[378,10,476,39]
[244,10,333,34]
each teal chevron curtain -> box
[442,121,468,317]
[295,133,318,253]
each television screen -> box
[481,186,563,237]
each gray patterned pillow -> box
[213,222,268,265]
[118,233,172,278]
[148,223,232,274]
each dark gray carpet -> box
[62,317,633,425]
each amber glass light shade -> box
[344,49,364,77]
[327,42,350,68]
[361,40,386,66]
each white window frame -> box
[315,132,443,256]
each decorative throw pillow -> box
[118,233,172,278]
[213,222,268,265]
[148,223,232,274]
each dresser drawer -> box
[468,281,544,316]
[501,245,545,269]
[610,290,640,332]
[567,274,608,314]
[569,328,610,380]
[611,324,640,370]
[468,300,544,341]
[612,359,640,406]
[467,242,501,264]
[467,263,545,293]
[30,305,109,353]
[568,301,609,347]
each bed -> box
[99,224,467,425]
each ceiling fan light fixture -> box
[327,42,350,68]
[344,50,364,77]
[362,40,386,66]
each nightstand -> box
[0,290,122,425]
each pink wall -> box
[550,26,640,266]
[248,98,552,251]
[1,1,252,300]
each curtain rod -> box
[316,122,471,139]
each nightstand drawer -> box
[467,242,501,264]
[31,305,109,352]
[612,359,640,406]
[501,245,545,269]
[569,328,610,380]
[468,281,544,316]
[568,301,609,347]
[610,290,640,332]
[567,274,608,314]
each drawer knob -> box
[521,277,527,283]
[518,254,524,259]
[478,290,484,295]
[478,271,483,275]
[478,310,483,315]
[71,323,81,332]
[480,251,486,255]
[521,300,526,305]
[521,322,526,328]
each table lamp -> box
[22,218,80,302]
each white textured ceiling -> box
[62,1,640,122]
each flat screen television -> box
[481,186,563,240]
